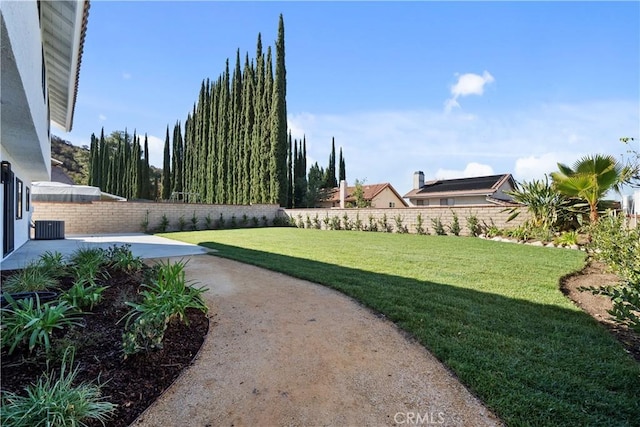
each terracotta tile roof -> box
[322,183,409,207]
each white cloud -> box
[513,152,578,182]
[445,71,495,112]
[142,134,165,168]
[98,114,107,121]
[435,163,495,180]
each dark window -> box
[26,186,30,212]
[16,178,23,219]
[389,202,395,208]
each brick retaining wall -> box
[32,201,282,235]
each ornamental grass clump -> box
[121,260,207,356]
[1,294,84,354]
[0,348,116,427]
[2,262,58,293]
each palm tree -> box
[550,154,627,223]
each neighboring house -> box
[404,171,516,207]
[318,181,409,208]
[1,0,89,259]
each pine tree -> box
[142,134,150,199]
[162,126,171,200]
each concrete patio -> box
[0,233,209,270]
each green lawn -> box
[161,228,640,426]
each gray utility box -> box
[34,221,65,240]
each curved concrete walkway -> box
[132,255,502,426]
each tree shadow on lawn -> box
[199,241,640,427]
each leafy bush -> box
[38,251,67,279]
[0,348,116,427]
[354,213,363,231]
[466,213,481,237]
[262,215,268,226]
[105,244,143,273]
[61,279,108,311]
[448,211,461,236]
[297,214,304,228]
[554,230,579,247]
[367,214,378,232]
[431,217,446,235]
[415,214,426,235]
[252,216,259,227]
[218,213,226,229]
[583,212,640,331]
[121,260,207,356]
[140,210,150,233]
[2,262,58,293]
[378,214,392,233]
[394,215,408,234]
[342,213,352,231]
[190,211,199,231]
[241,214,249,227]
[230,215,238,228]
[68,247,107,270]
[329,216,341,230]
[305,215,312,229]
[506,176,577,232]
[159,213,170,232]
[204,213,213,230]
[177,215,187,231]
[1,294,83,354]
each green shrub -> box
[329,216,341,230]
[230,215,238,228]
[251,216,259,227]
[241,214,249,227]
[68,247,107,269]
[378,214,391,233]
[354,213,363,231]
[342,213,352,230]
[121,260,207,356]
[261,215,268,226]
[583,212,640,331]
[322,215,331,229]
[465,213,481,237]
[297,214,304,228]
[448,211,461,236]
[140,210,150,233]
[367,214,378,232]
[61,279,108,311]
[305,215,312,229]
[313,214,321,229]
[177,215,187,231]
[2,262,58,293]
[394,215,408,233]
[159,213,170,232]
[415,214,426,235]
[431,217,446,235]
[1,294,83,354]
[0,348,116,427]
[204,213,213,229]
[38,251,67,279]
[554,230,579,247]
[105,244,143,273]
[218,213,226,229]
[190,211,199,231]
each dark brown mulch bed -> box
[0,267,209,427]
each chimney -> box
[413,171,424,190]
[339,180,347,209]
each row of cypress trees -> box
[88,129,152,199]
[161,15,288,206]
[88,15,347,207]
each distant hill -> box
[51,135,90,185]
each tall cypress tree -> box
[143,134,150,199]
[269,14,288,206]
[162,126,171,200]
[172,121,184,195]
[339,147,346,183]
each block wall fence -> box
[32,201,282,235]
[282,205,531,235]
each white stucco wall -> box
[1,1,51,175]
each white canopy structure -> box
[31,181,124,202]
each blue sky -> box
[62,1,640,197]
